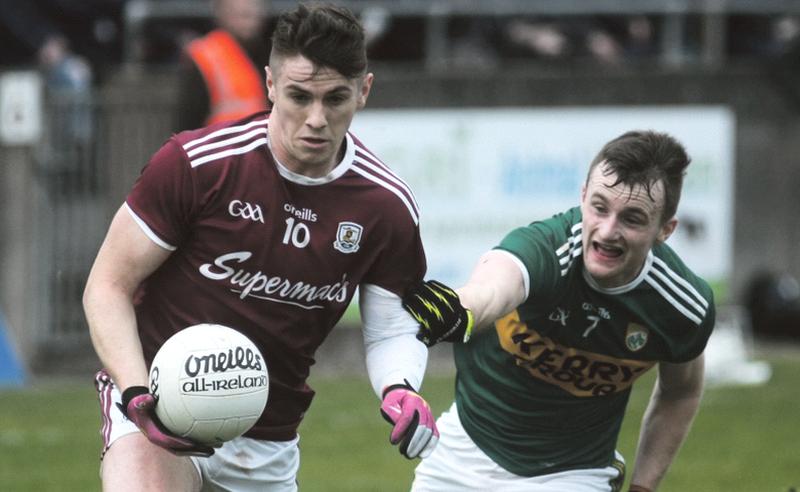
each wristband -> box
[117,385,150,418]
[382,380,416,399]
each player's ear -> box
[357,73,374,109]
[657,216,678,243]
[266,66,275,103]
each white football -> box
[148,323,269,446]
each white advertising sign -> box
[0,71,43,145]
[351,106,735,286]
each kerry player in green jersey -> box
[403,131,714,492]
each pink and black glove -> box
[380,381,439,459]
[117,386,215,457]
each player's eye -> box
[326,94,348,105]
[290,93,310,103]
[624,215,647,226]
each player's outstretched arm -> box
[402,250,526,347]
[629,354,705,490]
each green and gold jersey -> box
[454,207,715,477]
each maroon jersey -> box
[126,112,425,440]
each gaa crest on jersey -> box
[625,323,649,352]
[333,221,363,254]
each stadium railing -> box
[123,0,800,69]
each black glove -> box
[402,280,474,347]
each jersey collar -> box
[268,132,355,186]
[582,250,654,295]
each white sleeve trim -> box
[124,203,177,251]
[360,284,428,398]
[494,249,530,299]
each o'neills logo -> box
[180,346,268,394]
[184,345,263,377]
[199,251,350,309]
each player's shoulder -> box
[535,207,583,242]
[504,207,583,253]
[646,242,715,325]
[495,207,583,293]
[346,131,420,226]
[170,112,270,168]
[651,242,713,299]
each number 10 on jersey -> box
[283,217,310,248]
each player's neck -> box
[267,123,345,178]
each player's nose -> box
[596,216,621,240]
[305,102,327,130]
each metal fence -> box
[40,90,98,339]
[17,77,175,370]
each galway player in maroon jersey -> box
[83,4,437,490]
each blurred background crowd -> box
[4,1,800,74]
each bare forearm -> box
[456,251,527,329]
[83,205,171,389]
[630,387,702,489]
[457,283,513,329]
[84,282,148,389]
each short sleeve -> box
[126,138,197,248]
[362,215,426,297]
[495,224,562,305]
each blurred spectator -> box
[772,15,800,55]
[746,271,800,340]
[447,16,503,70]
[726,14,800,60]
[173,0,271,132]
[754,15,800,112]
[361,5,391,51]
[0,0,125,83]
[503,15,658,66]
[0,0,124,151]
[361,15,426,64]
[505,18,571,60]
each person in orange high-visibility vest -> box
[174,0,271,131]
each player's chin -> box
[297,146,333,164]
[584,260,623,285]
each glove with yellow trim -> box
[402,280,474,347]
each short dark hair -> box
[587,130,690,223]
[270,3,367,78]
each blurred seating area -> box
[119,0,800,72]
[5,0,800,88]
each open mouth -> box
[592,241,623,259]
